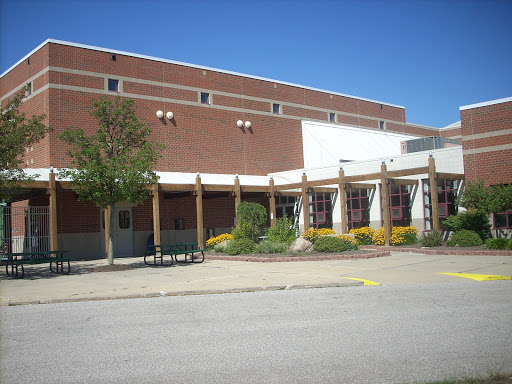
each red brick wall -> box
[460,100,512,186]
[2,41,443,177]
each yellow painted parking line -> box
[439,272,511,281]
[344,277,380,286]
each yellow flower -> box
[206,233,234,247]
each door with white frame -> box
[100,205,134,257]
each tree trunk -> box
[107,203,115,265]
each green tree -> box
[459,181,512,214]
[59,97,165,265]
[235,202,267,241]
[0,89,51,201]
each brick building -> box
[0,39,509,259]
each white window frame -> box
[272,103,282,114]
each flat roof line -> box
[460,96,512,111]
[1,39,405,110]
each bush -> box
[302,228,337,243]
[313,236,359,253]
[255,240,289,254]
[265,216,297,245]
[213,243,228,253]
[443,210,491,241]
[485,237,510,250]
[206,233,234,248]
[349,227,375,245]
[231,222,252,240]
[447,230,483,247]
[225,238,256,255]
[420,229,443,247]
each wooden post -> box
[302,173,310,232]
[195,174,204,248]
[269,177,276,227]
[380,163,391,246]
[338,168,347,234]
[152,183,161,246]
[104,206,111,258]
[428,156,440,230]
[234,175,241,226]
[48,172,58,251]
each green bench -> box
[2,250,73,279]
[144,243,206,266]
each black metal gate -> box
[0,206,50,253]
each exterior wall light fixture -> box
[245,121,251,129]
[156,110,164,118]
[166,112,174,120]
[237,120,243,128]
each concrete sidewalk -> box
[1,252,512,305]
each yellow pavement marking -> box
[439,272,511,281]
[344,277,380,286]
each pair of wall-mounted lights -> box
[156,110,174,119]
[237,120,251,129]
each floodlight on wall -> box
[196,172,200,178]
[235,174,239,179]
[236,120,243,128]
[166,112,174,120]
[429,152,433,158]
[50,166,54,173]
[156,110,164,118]
[381,159,385,165]
[244,121,251,129]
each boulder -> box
[288,237,314,253]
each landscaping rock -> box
[288,237,314,253]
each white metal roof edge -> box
[460,96,512,111]
[1,39,405,110]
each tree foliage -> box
[0,89,51,201]
[59,96,165,264]
[235,202,267,241]
[459,181,512,214]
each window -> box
[200,92,210,104]
[108,79,119,92]
[346,188,371,230]
[175,218,185,230]
[275,196,297,219]
[309,193,333,229]
[272,103,281,114]
[387,184,412,227]
[119,210,130,229]
[379,121,385,130]
[25,82,32,97]
[423,179,460,230]
[110,53,116,61]
[494,210,512,229]
[329,112,337,123]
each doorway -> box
[100,206,134,257]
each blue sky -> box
[1,0,511,128]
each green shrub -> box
[213,243,228,253]
[255,240,288,254]
[442,210,491,241]
[508,240,512,250]
[420,229,443,247]
[402,233,419,245]
[313,236,359,253]
[447,230,483,247]
[265,216,297,245]
[485,237,510,250]
[225,238,256,255]
[231,221,252,240]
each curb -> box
[206,251,391,262]
[4,280,364,306]
[363,246,512,256]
